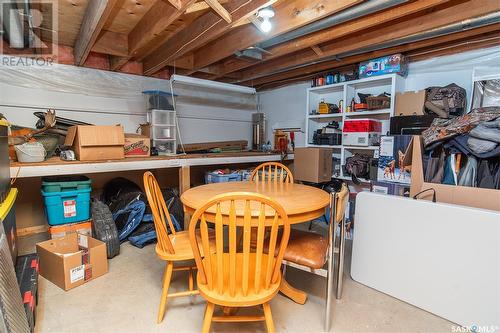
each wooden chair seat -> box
[265,229,328,270]
[156,229,216,261]
[197,253,281,307]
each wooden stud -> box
[74,0,119,65]
[16,225,47,237]
[179,166,191,230]
[186,0,229,14]
[142,0,278,75]
[311,45,323,56]
[165,0,183,10]
[204,0,232,23]
[110,0,197,70]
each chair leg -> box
[202,302,215,333]
[325,225,335,331]
[263,302,275,333]
[157,261,173,324]
[336,220,346,300]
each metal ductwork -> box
[258,0,409,49]
[241,11,500,82]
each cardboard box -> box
[294,147,333,183]
[377,135,413,185]
[359,54,408,78]
[48,220,92,239]
[395,90,426,116]
[124,134,151,157]
[36,233,108,291]
[409,136,500,211]
[64,125,125,161]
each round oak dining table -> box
[180,181,330,305]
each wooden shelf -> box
[307,144,342,149]
[10,153,294,178]
[307,113,343,119]
[343,145,379,150]
[344,109,391,117]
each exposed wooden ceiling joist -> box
[236,0,500,83]
[165,0,183,10]
[204,0,232,23]
[245,24,500,88]
[74,0,119,65]
[92,31,128,57]
[110,0,197,70]
[186,0,229,13]
[188,0,363,72]
[209,0,452,77]
[142,0,278,75]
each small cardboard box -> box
[124,134,151,157]
[36,233,108,291]
[294,147,333,183]
[48,220,92,239]
[395,90,426,116]
[64,125,125,161]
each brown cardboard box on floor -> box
[36,233,108,291]
[64,125,125,161]
[124,134,151,157]
[395,90,426,116]
[293,147,333,183]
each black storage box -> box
[313,132,342,146]
[389,115,436,135]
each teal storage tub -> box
[41,188,91,226]
[41,176,91,193]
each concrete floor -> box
[34,241,455,333]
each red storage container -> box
[343,119,382,132]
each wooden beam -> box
[204,0,232,23]
[74,0,118,65]
[110,0,197,70]
[191,0,362,71]
[142,0,277,75]
[186,0,229,13]
[165,0,183,10]
[311,45,323,56]
[245,24,500,88]
[92,31,128,57]
[237,0,500,82]
[209,0,452,77]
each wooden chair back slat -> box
[242,200,251,296]
[215,204,224,294]
[335,184,350,223]
[250,162,294,184]
[189,192,290,300]
[143,172,176,254]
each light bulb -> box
[260,18,272,33]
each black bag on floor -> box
[345,154,370,184]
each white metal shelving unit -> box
[305,73,405,180]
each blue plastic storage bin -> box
[205,172,242,184]
[41,188,91,225]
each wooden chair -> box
[189,192,291,333]
[250,162,294,183]
[143,171,215,324]
[276,184,349,331]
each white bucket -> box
[15,142,46,163]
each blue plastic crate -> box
[41,188,91,226]
[205,172,242,184]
